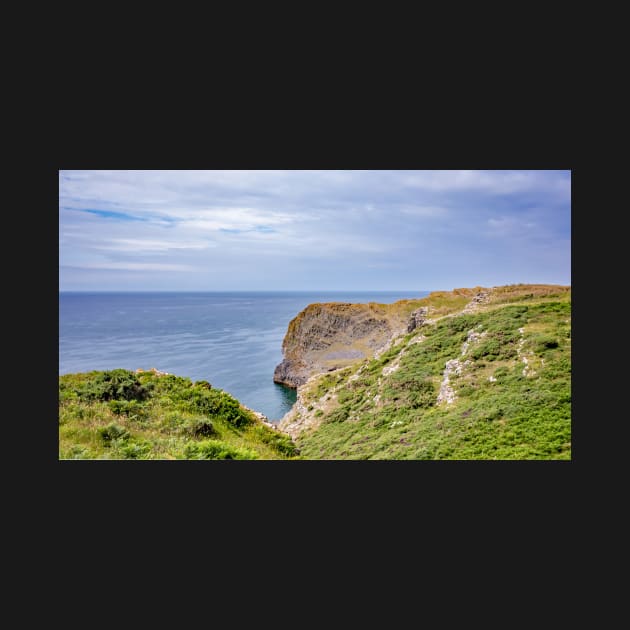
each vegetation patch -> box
[183,440,259,460]
[59,370,298,460]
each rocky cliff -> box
[273,299,429,388]
[277,283,571,460]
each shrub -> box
[328,407,350,423]
[176,387,252,428]
[161,411,187,431]
[483,407,504,421]
[108,399,148,421]
[387,376,435,409]
[119,440,152,459]
[445,315,476,334]
[98,423,130,444]
[78,370,149,402]
[152,374,192,393]
[251,425,299,456]
[493,366,510,382]
[533,335,559,353]
[184,440,259,460]
[182,417,217,438]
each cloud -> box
[59,170,571,290]
[65,262,198,272]
[95,238,213,253]
[399,205,449,217]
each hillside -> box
[59,369,299,460]
[278,284,571,460]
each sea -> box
[59,291,430,422]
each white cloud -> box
[95,238,213,252]
[399,205,448,217]
[59,170,571,290]
[72,262,198,272]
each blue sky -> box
[59,170,571,291]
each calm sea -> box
[59,291,430,421]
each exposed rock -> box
[273,300,425,388]
[437,358,471,405]
[241,404,283,431]
[461,328,486,355]
[279,328,430,438]
[462,289,492,313]
[135,367,170,376]
[273,357,309,389]
[407,307,429,332]
[278,371,335,438]
[517,327,536,377]
[437,326,486,405]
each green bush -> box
[182,417,217,438]
[119,440,152,459]
[328,406,350,423]
[184,440,259,460]
[98,423,130,444]
[108,399,148,421]
[161,410,187,431]
[445,315,476,334]
[78,369,149,402]
[150,374,192,393]
[251,425,299,456]
[493,366,510,383]
[533,335,559,353]
[173,385,252,428]
[387,376,435,409]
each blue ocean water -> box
[59,291,430,421]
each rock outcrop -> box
[407,307,429,332]
[273,299,425,388]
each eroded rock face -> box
[407,307,429,332]
[273,357,309,389]
[273,301,422,388]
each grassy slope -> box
[292,285,571,460]
[59,370,300,460]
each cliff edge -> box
[273,298,430,388]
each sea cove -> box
[60,290,429,421]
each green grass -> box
[59,370,301,460]
[294,293,571,460]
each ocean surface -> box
[59,291,430,421]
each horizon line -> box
[59,289,434,293]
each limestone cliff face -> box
[273,300,426,388]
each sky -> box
[59,170,571,292]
